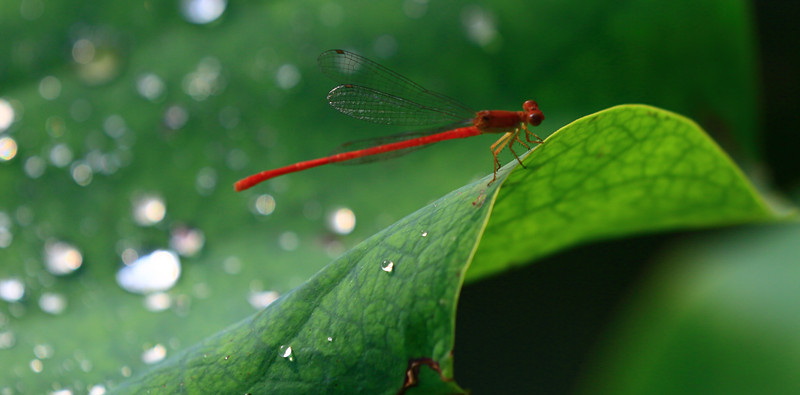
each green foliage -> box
[112,105,778,394]
[1,0,788,393]
[576,223,800,394]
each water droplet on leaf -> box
[279,345,294,361]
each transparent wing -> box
[326,85,471,126]
[318,49,475,126]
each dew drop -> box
[279,345,294,361]
[380,259,394,273]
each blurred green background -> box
[0,0,798,393]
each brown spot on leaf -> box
[396,357,463,395]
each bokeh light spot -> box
[181,0,227,24]
[328,207,356,235]
[132,194,166,226]
[0,99,15,131]
[248,290,279,310]
[44,241,83,275]
[24,155,46,178]
[39,76,62,100]
[253,194,276,216]
[70,99,92,122]
[461,5,500,48]
[116,250,181,294]
[136,73,166,101]
[144,292,172,312]
[71,162,93,186]
[103,115,127,139]
[276,64,301,90]
[0,330,16,349]
[318,3,343,27]
[195,167,217,195]
[182,57,224,101]
[278,231,299,251]
[222,256,241,274]
[0,211,11,248]
[33,343,53,359]
[29,359,43,373]
[164,105,189,130]
[0,137,18,161]
[39,293,67,314]
[169,225,205,257]
[72,39,95,65]
[141,344,167,364]
[0,278,25,302]
[49,143,73,167]
[403,0,428,19]
[19,0,44,20]
[373,35,398,59]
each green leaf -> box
[112,105,780,393]
[112,157,507,394]
[468,104,776,281]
